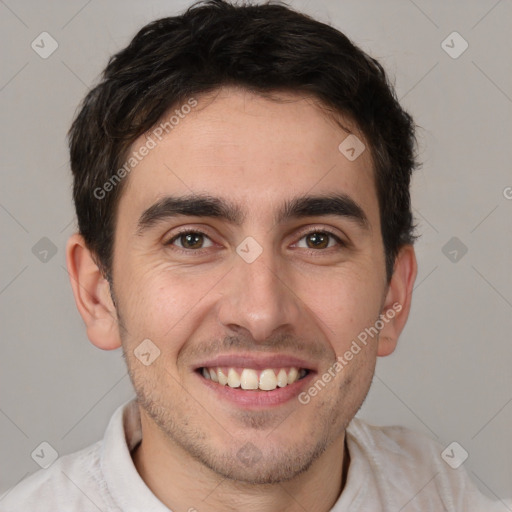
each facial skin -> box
[66,86,417,512]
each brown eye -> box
[305,232,330,249]
[167,231,213,250]
[296,230,343,250]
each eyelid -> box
[164,224,348,252]
[164,220,350,246]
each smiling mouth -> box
[197,366,310,391]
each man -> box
[2,0,508,510]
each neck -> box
[132,409,350,512]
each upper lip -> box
[193,353,317,372]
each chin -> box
[196,440,329,485]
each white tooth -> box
[227,368,241,388]
[259,369,277,391]
[202,367,211,380]
[209,368,218,382]
[240,368,259,390]
[287,367,298,384]
[217,369,228,385]
[277,369,288,387]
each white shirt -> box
[1,399,509,511]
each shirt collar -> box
[100,398,364,511]
[100,398,171,511]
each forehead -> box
[117,87,379,229]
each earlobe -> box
[377,245,418,357]
[65,233,122,351]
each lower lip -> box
[196,371,315,408]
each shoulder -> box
[346,417,446,487]
[346,417,506,511]
[347,416,441,464]
[0,440,113,512]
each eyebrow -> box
[135,192,370,236]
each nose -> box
[216,247,302,344]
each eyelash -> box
[165,227,346,255]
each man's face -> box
[111,87,389,483]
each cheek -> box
[120,263,223,348]
[299,266,383,349]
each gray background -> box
[1,0,511,503]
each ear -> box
[65,233,121,350]
[377,244,417,357]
